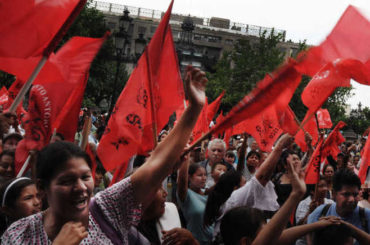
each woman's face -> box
[189,167,207,190]
[11,184,41,220]
[143,187,167,220]
[317,179,329,199]
[46,157,93,222]
[286,154,301,168]
[324,166,334,178]
[0,155,14,181]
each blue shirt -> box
[178,189,213,244]
[308,203,370,244]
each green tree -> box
[207,31,285,112]
[345,103,370,135]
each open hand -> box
[184,66,207,108]
[275,133,294,151]
[286,157,306,197]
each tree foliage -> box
[345,103,370,135]
[206,31,285,112]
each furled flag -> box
[192,99,209,142]
[209,59,301,137]
[359,131,370,184]
[98,0,185,171]
[207,91,225,123]
[295,112,319,152]
[305,138,324,184]
[0,0,86,58]
[278,106,299,136]
[321,121,346,161]
[316,108,332,129]
[296,5,370,77]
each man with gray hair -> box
[199,138,232,188]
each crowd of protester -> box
[0,67,369,244]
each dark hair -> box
[204,171,242,226]
[188,163,204,177]
[36,141,92,188]
[55,133,65,141]
[225,151,236,158]
[246,150,260,160]
[332,169,361,192]
[307,176,327,195]
[0,178,34,208]
[363,189,369,200]
[220,206,265,245]
[211,161,228,173]
[313,223,352,245]
[275,149,298,173]
[323,164,336,174]
[0,150,15,160]
[2,133,22,144]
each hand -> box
[286,157,306,197]
[317,216,341,227]
[0,112,16,136]
[184,66,207,108]
[275,133,294,151]
[52,222,88,245]
[162,228,198,245]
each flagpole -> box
[145,50,158,147]
[8,0,87,113]
[8,56,48,113]
[16,155,31,178]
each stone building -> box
[92,0,301,73]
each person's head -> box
[158,130,168,142]
[50,132,64,143]
[207,139,226,165]
[211,162,228,183]
[94,164,106,188]
[0,177,41,222]
[313,223,353,245]
[307,176,328,200]
[2,133,22,151]
[353,155,360,166]
[250,140,259,151]
[337,153,345,168]
[36,141,93,223]
[346,161,355,172]
[279,150,301,171]
[246,150,260,168]
[224,151,236,165]
[323,164,335,183]
[332,169,361,217]
[0,150,15,182]
[188,163,206,191]
[220,206,265,245]
[340,143,348,154]
[204,171,243,226]
[142,187,167,221]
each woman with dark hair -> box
[2,66,208,244]
[323,164,335,199]
[0,177,41,235]
[0,150,15,183]
[203,171,244,241]
[273,149,303,207]
[177,160,213,244]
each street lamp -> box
[135,33,147,60]
[107,8,133,122]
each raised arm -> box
[256,134,293,186]
[131,66,207,204]
[252,154,306,245]
[177,154,190,202]
[236,133,248,173]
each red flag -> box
[359,132,370,184]
[278,106,299,136]
[0,0,85,58]
[301,61,351,114]
[210,60,301,137]
[305,138,324,184]
[98,0,185,171]
[215,111,225,126]
[321,121,346,161]
[296,6,370,76]
[192,99,209,142]
[22,35,106,150]
[316,108,332,129]
[86,144,97,182]
[109,162,128,187]
[294,112,319,152]
[207,91,225,123]
[14,139,29,176]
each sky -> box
[101,0,370,109]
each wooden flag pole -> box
[80,115,92,151]
[16,155,31,178]
[8,56,48,113]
